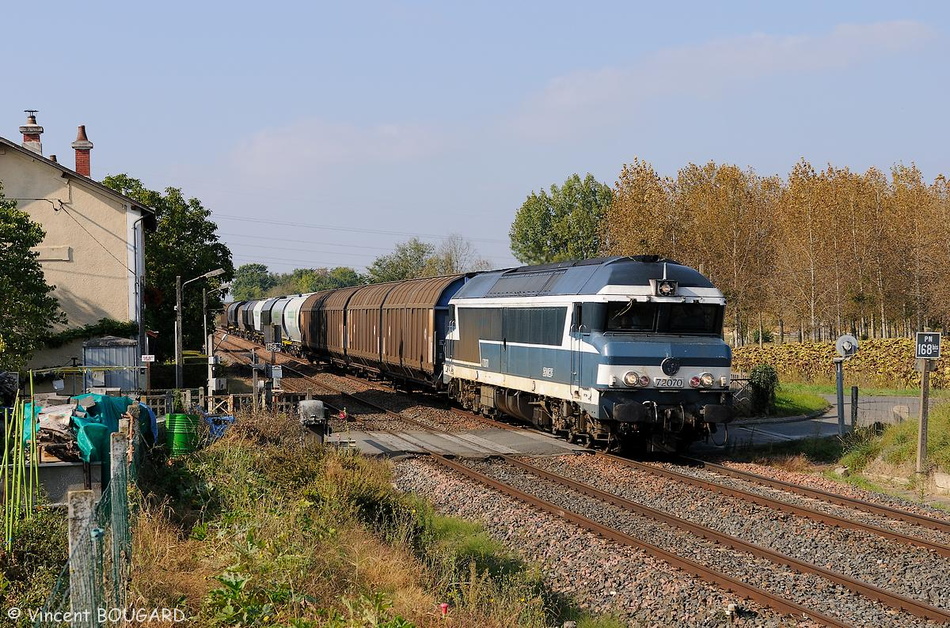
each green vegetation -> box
[0,184,66,370]
[509,173,612,265]
[0,504,68,616]
[748,364,779,415]
[839,404,950,475]
[102,174,233,360]
[41,318,138,348]
[772,383,829,417]
[733,338,950,389]
[133,411,613,627]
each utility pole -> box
[175,275,182,389]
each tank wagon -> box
[221,256,732,452]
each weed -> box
[0,504,67,618]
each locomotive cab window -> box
[666,303,722,334]
[573,303,606,333]
[606,301,656,332]
[606,301,723,335]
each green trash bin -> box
[166,413,200,455]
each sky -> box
[3,1,949,275]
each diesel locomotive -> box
[220,255,732,452]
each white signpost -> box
[915,332,941,477]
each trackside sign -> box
[915,332,941,359]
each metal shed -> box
[82,336,141,393]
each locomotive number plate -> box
[654,377,683,388]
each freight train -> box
[219,256,732,452]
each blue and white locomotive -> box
[443,256,732,452]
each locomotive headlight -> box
[623,371,642,387]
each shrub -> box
[749,364,779,416]
[751,329,774,344]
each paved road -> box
[702,392,942,450]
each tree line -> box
[511,160,950,345]
[3,156,944,370]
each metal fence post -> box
[68,490,99,628]
[850,386,859,429]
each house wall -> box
[0,145,145,371]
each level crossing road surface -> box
[326,427,586,458]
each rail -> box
[683,457,950,534]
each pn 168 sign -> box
[916,332,941,359]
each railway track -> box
[601,454,950,558]
[431,454,848,627]
[470,455,950,624]
[681,456,950,535]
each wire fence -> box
[31,414,137,627]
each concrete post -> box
[67,490,99,628]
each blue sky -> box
[4,1,948,274]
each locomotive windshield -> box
[606,300,722,335]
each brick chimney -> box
[71,125,94,177]
[19,110,43,155]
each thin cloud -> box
[512,20,935,140]
[229,118,446,182]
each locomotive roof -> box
[454,256,717,299]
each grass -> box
[132,410,618,627]
[777,381,950,398]
[773,383,830,417]
[838,404,950,474]
[0,503,68,625]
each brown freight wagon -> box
[345,282,398,370]
[315,285,364,365]
[380,275,465,385]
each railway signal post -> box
[915,332,941,477]
[834,335,859,437]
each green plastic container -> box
[166,413,200,455]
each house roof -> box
[0,135,157,230]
